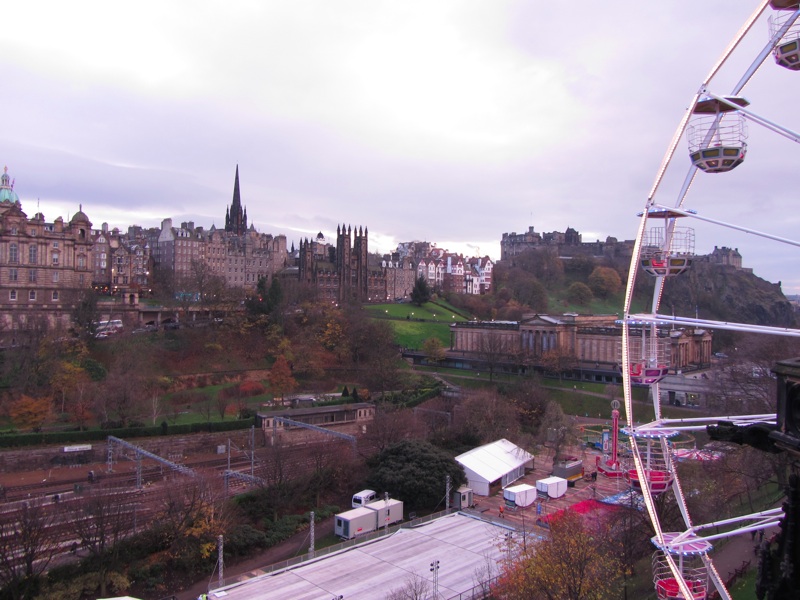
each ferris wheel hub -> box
[652,532,713,556]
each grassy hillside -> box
[364,301,466,349]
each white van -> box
[351,489,377,508]
[93,319,123,335]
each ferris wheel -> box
[621,2,800,599]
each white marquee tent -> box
[455,438,534,496]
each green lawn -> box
[364,302,468,322]
[388,320,452,349]
[364,302,468,349]
[729,570,757,600]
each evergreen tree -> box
[410,276,431,306]
[366,440,466,511]
[265,277,283,315]
[246,277,283,322]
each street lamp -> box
[430,560,440,598]
[504,531,514,564]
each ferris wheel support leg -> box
[704,554,732,600]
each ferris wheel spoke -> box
[627,313,800,337]
[648,203,800,248]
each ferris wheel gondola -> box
[621,2,800,599]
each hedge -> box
[0,418,257,448]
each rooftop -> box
[209,512,514,599]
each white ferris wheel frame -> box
[621,2,800,599]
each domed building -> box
[0,166,95,346]
[0,166,21,208]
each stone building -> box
[450,313,712,374]
[0,167,94,343]
[382,252,416,302]
[298,224,388,303]
[500,225,582,260]
[500,224,634,265]
[151,167,288,295]
[91,223,151,296]
[708,246,743,269]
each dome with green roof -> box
[0,166,20,205]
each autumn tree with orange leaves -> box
[267,355,297,403]
[493,509,623,600]
[7,394,53,432]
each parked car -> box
[162,318,180,330]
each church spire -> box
[226,164,246,235]
[232,165,241,212]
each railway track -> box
[0,433,366,575]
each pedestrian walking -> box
[499,505,505,519]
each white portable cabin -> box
[503,483,537,508]
[365,498,403,528]
[451,485,474,509]
[334,507,378,539]
[455,439,534,496]
[536,476,567,499]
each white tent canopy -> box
[455,438,534,496]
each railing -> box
[444,576,500,599]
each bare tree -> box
[708,334,800,415]
[99,339,152,426]
[215,390,230,420]
[362,405,417,454]
[456,389,521,445]
[538,401,577,468]
[385,570,432,600]
[69,491,135,598]
[539,347,579,381]
[472,552,500,597]
[0,499,60,600]
[304,439,351,507]
[476,330,515,382]
[68,287,100,340]
[256,439,298,522]
[153,476,232,559]
[143,374,170,425]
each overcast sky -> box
[4,2,800,293]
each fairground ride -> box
[621,2,800,599]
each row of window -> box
[8,289,60,301]
[5,227,58,239]
[2,245,86,267]
[6,226,59,236]
[3,242,61,259]
[5,268,64,283]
